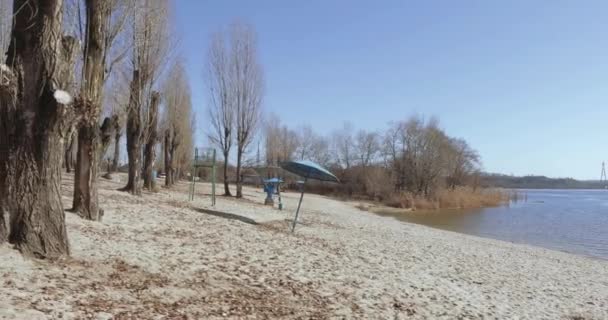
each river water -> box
[382,189,608,260]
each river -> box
[380,189,608,260]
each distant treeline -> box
[481,174,606,189]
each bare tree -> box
[122,0,170,195]
[445,138,480,189]
[295,125,331,166]
[163,60,191,187]
[206,31,235,196]
[296,125,315,160]
[384,116,451,196]
[354,129,379,167]
[110,116,123,171]
[123,69,143,194]
[71,0,114,221]
[231,23,264,198]
[333,122,354,169]
[0,0,79,256]
[264,113,298,166]
[106,70,130,173]
[67,0,133,218]
[174,114,195,181]
[142,91,160,190]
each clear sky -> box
[174,0,608,180]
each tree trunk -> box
[170,133,180,184]
[164,131,173,187]
[236,148,243,198]
[72,124,101,220]
[143,92,160,191]
[65,130,76,173]
[99,116,114,159]
[71,0,111,221]
[72,116,112,221]
[111,131,121,172]
[0,0,79,256]
[122,69,142,195]
[222,153,231,196]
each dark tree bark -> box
[170,130,180,182]
[163,126,180,187]
[72,0,111,221]
[0,0,79,256]
[222,153,231,196]
[122,69,142,195]
[73,124,101,220]
[64,130,76,173]
[111,118,121,172]
[143,92,160,190]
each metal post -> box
[291,177,307,232]
[189,149,197,201]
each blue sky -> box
[174,0,608,180]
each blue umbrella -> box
[281,160,339,183]
[280,160,339,232]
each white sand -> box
[1,173,607,319]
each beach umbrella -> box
[280,160,339,232]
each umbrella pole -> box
[291,178,307,232]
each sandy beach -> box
[1,174,607,319]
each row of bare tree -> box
[0,0,193,258]
[263,114,481,199]
[206,23,264,198]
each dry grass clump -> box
[382,187,509,211]
[437,187,508,209]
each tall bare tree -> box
[354,129,379,167]
[106,69,130,173]
[231,23,264,198]
[264,113,298,166]
[333,122,354,169]
[71,0,113,221]
[163,60,191,187]
[207,23,264,198]
[296,125,315,160]
[0,0,79,256]
[122,0,170,195]
[207,31,234,196]
[123,69,143,194]
[445,138,480,189]
[71,0,134,218]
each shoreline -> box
[382,213,608,263]
[366,197,608,262]
[1,174,607,319]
